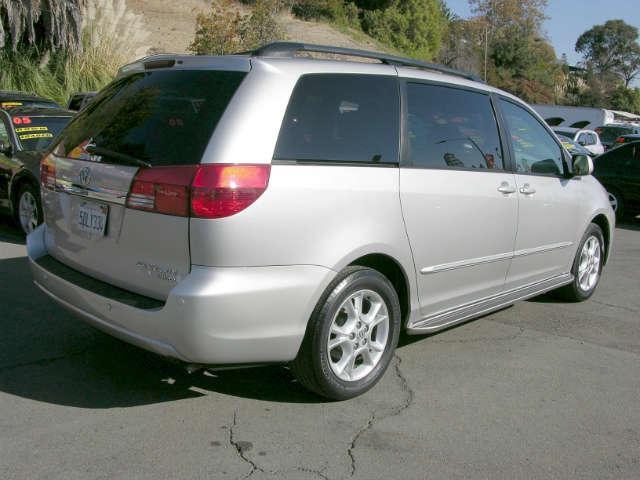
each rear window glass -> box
[598,126,635,143]
[14,116,72,151]
[58,70,246,166]
[1,100,60,110]
[274,74,399,164]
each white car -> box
[553,127,604,156]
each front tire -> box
[558,223,604,302]
[14,183,43,236]
[292,266,401,400]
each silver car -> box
[28,43,614,400]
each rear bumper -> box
[27,225,334,365]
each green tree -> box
[361,0,447,60]
[575,19,640,87]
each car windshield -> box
[14,116,73,151]
[57,69,246,166]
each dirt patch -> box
[126,0,386,55]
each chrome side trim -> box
[54,178,129,205]
[420,241,573,275]
[407,273,573,332]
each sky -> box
[444,0,640,66]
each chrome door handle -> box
[519,184,536,195]
[497,182,516,194]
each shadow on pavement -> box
[0,255,323,407]
[0,218,24,245]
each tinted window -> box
[0,120,8,145]
[14,116,72,151]
[500,99,564,176]
[595,144,634,174]
[404,84,504,170]
[275,74,399,164]
[597,126,635,143]
[58,70,246,166]
[67,95,84,111]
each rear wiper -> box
[85,145,152,168]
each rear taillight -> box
[615,136,625,143]
[126,164,270,219]
[191,164,270,219]
[40,153,56,190]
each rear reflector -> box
[126,164,270,218]
[40,153,56,190]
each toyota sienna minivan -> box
[28,43,614,400]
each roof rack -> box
[251,42,482,83]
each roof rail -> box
[251,42,482,82]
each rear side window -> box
[499,99,564,176]
[58,70,246,166]
[275,74,399,164]
[404,83,504,170]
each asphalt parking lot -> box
[0,218,638,480]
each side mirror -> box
[572,154,593,176]
[0,140,12,156]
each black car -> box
[0,106,74,234]
[0,91,61,111]
[595,124,640,150]
[593,142,640,220]
[66,91,97,111]
[612,133,640,146]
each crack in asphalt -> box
[347,353,415,476]
[229,410,331,480]
[592,299,639,314]
[229,410,264,479]
[0,350,87,374]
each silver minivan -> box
[28,43,614,399]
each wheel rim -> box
[608,192,618,212]
[577,236,601,292]
[18,191,39,234]
[327,289,390,382]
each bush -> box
[361,0,446,60]
[190,0,284,55]
[292,0,359,27]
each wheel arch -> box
[590,213,611,265]
[347,252,412,329]
[9,170,39,214]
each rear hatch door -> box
[43,66,247,300]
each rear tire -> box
[292,266,401,400]
[557,223,604,302]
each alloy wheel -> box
[18,190,39,234]
[577,235,601,292]
[327,289,390,382]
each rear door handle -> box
[497,182,516,194]
[519,183,536,195]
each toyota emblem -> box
[78,167,92,186]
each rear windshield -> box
[57,70,246,166]
[15,116,72,151]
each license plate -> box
[77,202,108,236]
